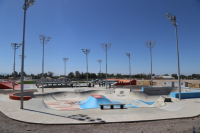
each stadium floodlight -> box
[23,0,35,10]
[11,43,22,90]
[21,0,35,109]
[126,53,131,89]
[63,58,69,76]
[82,49,90,87]
[101,43,111,89]
[97,60,102,79]
[39,35,51,93]
[166,12,181,100]
[145,41,156,88]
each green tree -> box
[191,74,200,79]
[80,72,85,79]
[68,72,75,79]
[101,73,106,79]
[180,74,186,79]
[171,74,178,79]
[48,71,54,77]
[116,73,122,78]
[19,71,27,77]
[12,71,19,77]
[90,73,97,79]
[75,71,81,79]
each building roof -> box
[160,76,175,79]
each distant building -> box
[162,81,188,87]
[24,76,32,80]
[153,75,175,79]
[159,76,175,79]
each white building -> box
[153,75,175,79]
[159,76,175,79]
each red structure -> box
[114,80,136,86]
[0,81,18,89]
[9,91,32,100]
[107,79,136,86]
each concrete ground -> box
[0,86,200,125]
[1,110,200,133]
[1,80,200,132]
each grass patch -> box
[18,81,34,84]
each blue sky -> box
[0,0,200,76]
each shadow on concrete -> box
[100,107,128,110]
[24,108,106,123]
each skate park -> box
[0,79,200,124]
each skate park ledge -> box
[170,91,200,99]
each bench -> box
[99,103,125,109]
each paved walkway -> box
[0,88,200,124]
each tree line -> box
[0,71,200,80]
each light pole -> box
[166,12,181,100]
[19,55,26,80]
[82,49,90,87]
[126,53,131,89]
[145,41,156,87]
[63,58,68,76]
[97,60,102,79]
[21,0,35,109]
[19,55,26,59]
[101,43,111,89]
[39,35,51,93]
[11,43,21,90]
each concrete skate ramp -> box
[51,90,115,101]
[33,89,165,110]
[79,95,121,109]
[34,89,160,102]
[128,91,160,102]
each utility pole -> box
[19,55,26,81]
[145,41,156,87]
[39,35,51,93]
[63,58,69,77]
[97,60,102,79]
[126,53,131,89]
[11,43,21,90]
[19,55,26,59]
[166,12,181,100]
[101,43,112,89]
[82,49,90,87]
[21,0,35,109]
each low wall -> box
[170,92,200,99]
[188,83,200,88]
[73,83,88,87]
[137,81,156,86]
[141,87,173,95]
